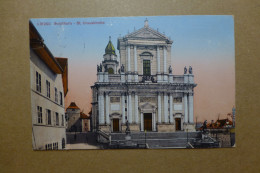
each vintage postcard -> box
[29,16,235,150]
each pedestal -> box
[121,73,125,83]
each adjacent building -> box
[91,19,197,134]
[66,102,91,132]
[30,21,68,150]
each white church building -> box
[91,19,197,134]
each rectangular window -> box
[56,112,59,126]
[37,106,42,124]
[61,114,64,126]
[36,71,41,92]
[60,92,63,105]
[143,60,151,76]
[55,87,58,102]
[46,109,51,125]
[46,80,50,98]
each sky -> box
[31,15,235,122]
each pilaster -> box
[105,92,110,124]
[164,92,168,123]
[169,94,173,123]
[184,93,188,123]
[128,92,132,123]
[188,93,194,123]
[140,111,144,131]
[134,93,139,123]
[157,92,162,123]
[122,94,126,124]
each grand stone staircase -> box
[109,131,201,149]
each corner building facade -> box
[91,20,196,133]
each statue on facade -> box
[118,68,120,74]
[97,64,100,72]
[189,66,193,74]
[99,63,103,72]
[184,66,187,74]
[168,65,172,74]
[202,120,207,132]
[104,65,108,72]
[120,64,125,73]
[151,76,155,83]
[125,120,130,135]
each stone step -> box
[110,132,200,140]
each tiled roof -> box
[29,21,63,74]
[80,112,90,119]
[67,102,80,110]
[55,57,68,96]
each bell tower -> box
[102,36,119,74]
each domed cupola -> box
[101,36,119,74]
[105,36,116,55]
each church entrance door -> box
[175,118,181,131]
[144,113,152,131]
[113,119,119,132]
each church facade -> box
[91,19,196,133]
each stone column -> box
[98,94,101,124]
[127,46,132,82]
[164,93,168,123]
[128,92,132,123]
[134,46,138,82]
[127,45,131,71]
[152,111,156,131]
[140,111,144,131]
[163,46,167,73]
[121,94,125,124]
[105,92,110,124]
[126,94,129,121]
[169,94,173,123]
[99,92,105,124]
[134,93,139,123]
[188,93,194,123]
[121,72,126,83]
[134,46,137,72]
[157,46,160,73]
[184,93,188,123]
[157,93,162,123]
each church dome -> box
[105,36,116,55]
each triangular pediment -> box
[125,27,170,40]
[140,102,156,110]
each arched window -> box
[108,68,114,74]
